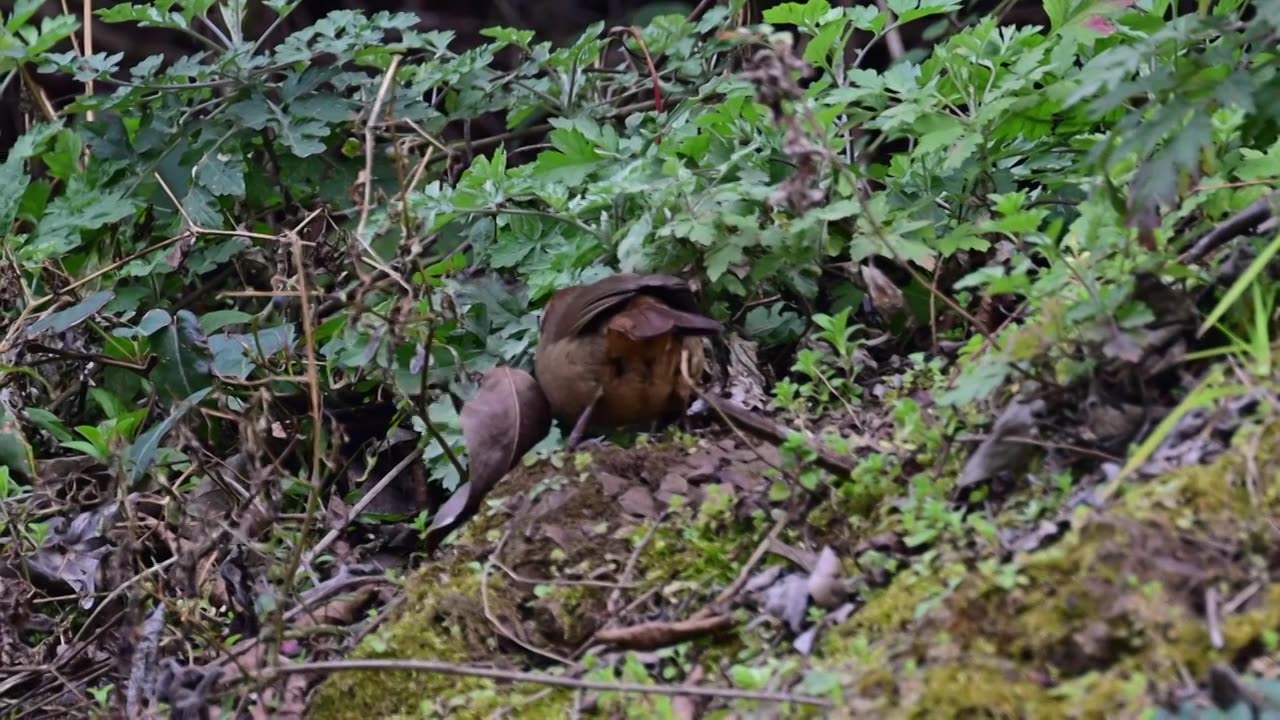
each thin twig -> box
[356,55,403,245]
[484,530,581,668]
[303,445,424,565]
[258,659,833,707]
[608,517,663,614]
[491,559,638,591]
[1206,588,1223,650]
[273,213,330,667]
[954,433,1123,463]
[691,511,790,620]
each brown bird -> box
[534,273,723,448]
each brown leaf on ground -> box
[618,486,658,518]
[592,614,737,651]
[292,587,378,628]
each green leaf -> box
[195,152,247,197]
[89,387,130,419]
[151,310,213,402]
[42,129,83,182]
[706,240,745,281]
[24,408,73,444]
[23,187,137,262]
[936,356,1010,406]
[127,386,212,486]
[0,399,36,480]
[0,123,60,232]
[890,0,962,25]
[1199,230,1280,337]
[26,290,115,337]
[61,440,106,461]
[200,310,254,333]
[531,128,604,184]
[803,17,848,70]
[0,156,32,235]
[616,213,654,273]
[763,0,833,29]
[5,0,44,32]
[479,26,535,49]
[209,325,296,380]
[137,309,173,336]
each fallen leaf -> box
[597,471,628,496]
[860,261,906,319]
[744,565,784,594]
[806,546,847,609]
[593,614,736,651]
[672,665,705,720]
[1101,327,1143,363]
[25,502,120,608]
[761,573,810,633]
[618,486,658,518]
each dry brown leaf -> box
[860,261,906,318]
[593,614,736,651]
[761,572,812,632]
[292,587,376,628]
[618,486,658,518]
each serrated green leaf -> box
[892,0,961,24]
[936,356,1010,406]
[23,187,137,262]
[616,212,654,273]
[706,240,745,281]
[479,25,536,49]
[226,95,273,129]
[195,152,246,197]
[803,17,847,69]
[0,156,31,235]
[5,0,44,32]
[42,129,83,181]
[763,0,833,28]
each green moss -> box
[313,410,1280,718]
[310,439,780,718]
[846,569,947,635]
[911,663,1062,718]
[309,561,571,719]
[814,417,1280,715]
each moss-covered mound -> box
[312,421,1280,719]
